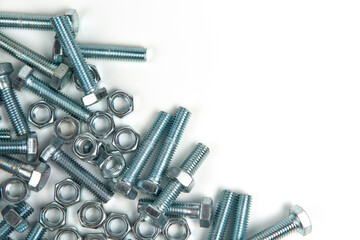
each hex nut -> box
[28,101,55,129]
[73,133,103,163]
[28,162,51,192]
[55,227,82,240]
[54,116,80,143]
[84,233,106,240]
[163,218,191,240]
[55,178,81,207]
[290,205,312,236]
[40,201,66,231]
[133,218,161,240]
[51,63,72,90]
[166,167,195,193]
[73,64,101,90]
[112,127,140,153]
[107,90,134,118]
[1,177,29,204]
[1,205,29,232]
[103,213,131,239]
[81,87,107,106]
[96,149,126,179]
[199,197,213,228]
[78,201,106,229]
[110,179,138,200]
[88,111,115,139]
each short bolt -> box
[0,132,38,161]
[14,65,93,122]
[245,205,312,240]
[137,107,191,196]
[0,155,50,192]
[111,111,172,200]
[140,143,210,229]
[208,190,237,240]
[0,62,30,136]
[40,138,114,203]
[0,31,72,90]
[25,222,47,240]
[0,129,11,140]
[230,194,252,240]
[51,15,107,105]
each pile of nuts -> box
[0,8,313,240]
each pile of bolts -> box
[0,8,312,240]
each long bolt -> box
[137,107,191,196]
[208,190,237,240]
[0,31,71,90]
[0,133,38,162]
[245,205,312,240]
[25,223,46,240]
[0,155,50,192]
[0,201,34,239]
[0,62,30,136]
[40,138,114,203]
[230,194,252,240]
[14,65,93,122]
[112,111,172,199]
[51,15,107,105]
[0,129,11,139]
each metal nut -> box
[28,101,55,128]
[84,233,106,240]
[163,218,191,240]
[78,201,106,229]
[55,227,82,240]
[133,218,161,240]
[54,178,81,207]
[103,213,131,239]
[73,133,104,163]
[88,111,115,139]
[96,149,126,179]
[40,201,66,231]
[1,177,29,204]
[54,116,80,143]
[166,167,194,193]
[112,127,140,153]
[73,64,101,90]
[107,90,134,118]
[1,204,29,232]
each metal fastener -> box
[28,100,55,129]
[1,177,30,203]
[25,222,47,240]
[39,201,66,231]
[0,129,11,139]
[0,132,38,161]
[163,218,191,240]
[230,194,252,240]
[54,178,81,207]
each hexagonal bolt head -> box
[136,179,161,196]
[54,178,81,207]
[64,9,79,36]
[25,131,38,162]
[28,101,56,129]
[110,179,138,200]
[0,63,14,90]
[199,197,213,228]
[84,233,106,240]
[28,162,51,192]
[40,137,63,162]
[290,205,312,236]
[141,204,169,229]
[13,65,33,91]
[77,201,107,229]
[1,205,29,232]
[103,213,131,239]
[50,63,72,90]
[107,90,134,118]
[96,149,126,179]
[40,201,66,231]
[81,87,107,106]
[166,167,195,193]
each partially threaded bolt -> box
[0,132,38,162]
[230,194,252,240]
[25,222,46,240]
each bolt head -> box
[81,87,108,106]
[166,167,195,193]
[289,205,312,236]
[28,162,51,192]
[64,9,79,36]
[199,197,213,228]
[51,63,72,90]
[40,138,63,162]
[0,63,14,76]
[1,205,29,232]
[111,179,138,200]
[140,204,169,229]
[136,179,161,196]
[26,132,38,162]
[13,65,33,91]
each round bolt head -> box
[13,65,33,91]
[166,167,195,193]
[0,62,14,76]
[290,205,312,236]
[110,179,138,200]
[40,138,63,162]
[199,197,213,228]
[136,179,161,196]
[81,87,107,106]
[26,132,38,162]
[28,162,51,192]
[51,63,72,90]
[1,205,29,232]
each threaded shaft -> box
[0,155,29,176]
[79,43,147,62]
[25,223,46,240]
[0,129,11,139]
[0,12,52,31]
[208,190,237,240]
[181,143,210,175]
[0,31,57,77]
[51,16,95,94]
[245,215,299,240]
[147,107,191,184]
[51,149,114,202]
[121,111,172,185]
[23,73,93,121]
[154,181,183,213]
[0,138,27,154]
[230,194,252,240]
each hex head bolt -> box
[25,222,47,240]
[40,138,114,203]
[230,194,252,240]
[51,15,107,106]
[208,190,237,240]
[0,201,34,238]
[245,205,312,240]
[137,107,191,196]
[140,143,210,229]
[0,31,71,90]
[0,63,30,136]
[111,111,172,200]
[0,132,38,161]
[14,65,93,122]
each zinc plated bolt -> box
[0,129,11,139]
[208,190,237,240]
[51,15,107,106]
[140,143,210,229]
[0,132,38,161]
[137,107,191,196]
[245,205,312,240]
[0,201,34,238]
[0,62,30,136]
[14,65,94,122]
[0,31,72,90]
[230,194,252,240]
[111,111,172,200]
[40,137,114,203]
[25,222,47,240]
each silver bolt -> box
[40,138,114,203]
[137,107,191,196]
[245,205,312,240]
[0,31,72,90]
[0,62,30,136]
[25,222,46,240]
[51,15,107,106]
[140,143,210,229]
[0,132,38,162]
[230,194,252,240]
[0,129,11,139]
[14,65,94,122]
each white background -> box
[0,0,358,239]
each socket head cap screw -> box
[166,167,195,193]
[136,179,161,196]
[51,63,72,90]
[141,204,168,229]
[199,197,213,228]
[25,132,38,162]
[110,179,138,200]
[1,205,29,232]
[13,65,33,91]
[40,137,63,162]
[28,162,51,192]
[290,205,312,236]
[81,87,107,106]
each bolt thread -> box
[22,73,93,121]
[0,138,27,154]
[79,43,147,62]
[147,107,191,184]
[154,181,183,213]
[121,111,172,185]
[0,31,57,77]
[25,223,47,240]
[0,155,29,176]
[180,143,210,175]
[208,190,237,240]
[0,85,29,136]
[51,16,96,94]
[0,129,11,139]
[51,149,114,202]
[0,12,52,31]
[230,194,252,240]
